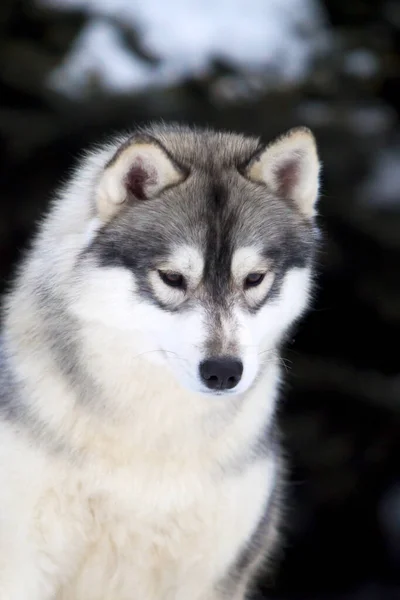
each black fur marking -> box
[237,142,267,178]
[0,336,70,453]
[0,337,24,423]
[91,224,191,313]
[33,281,107,410]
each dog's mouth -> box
[204,388,240,398]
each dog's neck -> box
[5,312,281,467]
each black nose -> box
[199,357,243,391]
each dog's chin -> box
[182,377,255,398]
[197,387,238,398]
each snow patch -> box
[38,0,329,98]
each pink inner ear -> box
[275,157,300,198]
[125,158,158,200]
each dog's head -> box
[73,124,320,396]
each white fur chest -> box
[52,452,273,600]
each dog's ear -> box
[243,127,320,218]
[96,136,187,221]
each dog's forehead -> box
[164,244,204,273]
[162,172,303,253]
[110,171,303,261]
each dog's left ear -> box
[96,136,187,221]
[243,127,320,218]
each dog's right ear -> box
[95,136,187,222]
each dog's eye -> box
[244,273,265,288]
[158,270,186,289]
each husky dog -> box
[0,124,320,600]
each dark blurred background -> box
[1,1,400,598]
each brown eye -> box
[158,270,186,289]
[244,273,265,288]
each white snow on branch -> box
[39,0,329,98]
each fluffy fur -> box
[0,123,321,600]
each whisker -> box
[256,350,292,373]
[127,349,191,366]
[162,350,190,364]
[128,350,163,361]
